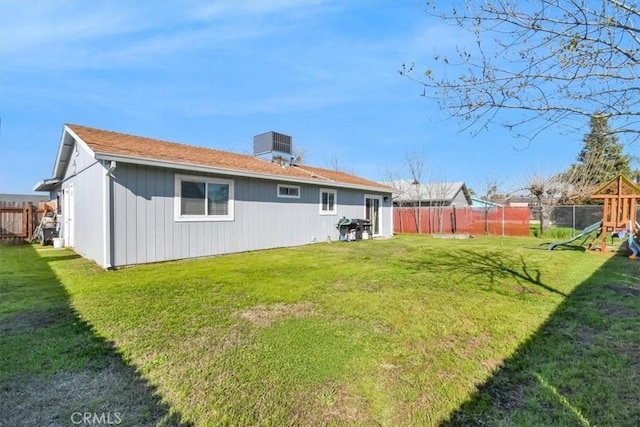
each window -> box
[320,188,337,214]
[277,184,300,198]
[175,174,234,221]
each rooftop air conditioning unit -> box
[253,131,294,165]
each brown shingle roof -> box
[67,124,390,191]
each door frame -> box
[364,194,383,236]
[63,184,75,247]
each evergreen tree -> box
[566,113,631,190]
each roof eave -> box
[51,126,75,179]
[33,178,60,192]
[94,152,392,193]
[50,125,97,179]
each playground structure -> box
[549,175,640,252]
[591,175,640,252]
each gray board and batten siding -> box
[109,162,392,267]
[55,136,106,264]
[41,128,394,268]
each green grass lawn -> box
[1,235,638,426]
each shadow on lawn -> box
[405,249,566,296]
[0,244,191,427]
[439,254,640,426]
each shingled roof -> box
[64,124,390,191]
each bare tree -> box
[406,149,427,233]
[379,160,410,232]
[419,174,454,233]
[380,150,430,233]
[381,150,464,235]
[632,155,640,183]
[477,174,506,235]
[325,155,354,174]
[522,171,561,236]
[401,0,640,141]
[292,145,307,165]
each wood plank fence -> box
[0,202,41,242]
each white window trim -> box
[319,188,337,215]
[277,184,300,199]
[174,174,234,222]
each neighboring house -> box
[34,124,393,268]
[500,196,534,208]
[390,180,472,207]
[494,195,562,208]
[470,197,503,209]
[0,193,49,205]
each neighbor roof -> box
[470,197,503,208]
[0,193,50,204]
[42,124,391,192]
[389,180,472,204]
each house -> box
[500,196,534,208]
[0,193,49,205]
[470,197,503,209]
[389,180,472,207]
[34,124,393,268]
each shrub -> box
[530,226,576,239]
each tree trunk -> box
[484,208,489,235]
[537,196,544,237]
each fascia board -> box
[52,125,97,179]
[94,152,392,194]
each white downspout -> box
[103,161,117,268]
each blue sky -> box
[1,0,634,195]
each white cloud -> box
[0,0,446,118]
[189,0,330,20]
[0,1,141,53]
[0,0,336,71]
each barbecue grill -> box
[336,217,372,241]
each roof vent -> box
[253,131,294,165]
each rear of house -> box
[35,125,393,268]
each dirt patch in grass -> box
[289,381,372,426]
[0,358,185,427]
[236,302,315,327]
[0,309,72,334]
[188,322,254,353]
[391,246,408,257]
[437,332,490,359]
[332,280,352,291]
[465,333,490,355]
[514,284,540,294]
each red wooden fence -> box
[394,207,531,237]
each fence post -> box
[501,207,505,237]
[21,206,28,239]
[572,205,576,237]
[28,203,35,241]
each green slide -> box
[548,221,603,250]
